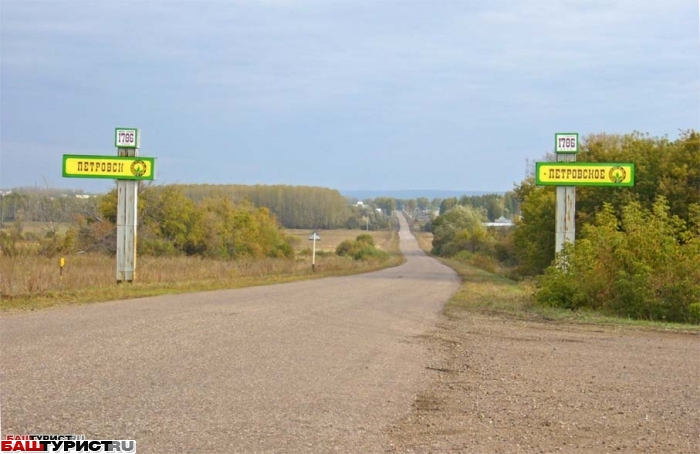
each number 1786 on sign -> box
[555,133,578,153]
[115,128,139,148]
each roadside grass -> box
[412,230,434,255]
[1,229,402,313]
[412,231,700,332]
[20,221,73,235]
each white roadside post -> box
[115,128,140,282]
[554,133,578,255]
[309,231,321,272]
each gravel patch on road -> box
[388,310,700,453]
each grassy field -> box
[0,229,402,312]
[285,228,395,253]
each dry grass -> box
[1,229,402,312]
[285,228,394,253]
[20,221,73,235]
[411,231,434,254]
[442,258,534,314]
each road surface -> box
[0,214,459,453]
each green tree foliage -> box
[0,189,99,226]
[197,198,293,259]
[460,194,503,220]
[97,185,293,260]
[437,193,518,221]
[403,199,418,212]
[181,184,350,229]
[416,197,430,211]
[373,197,397,214]
[139,185,204,255]
[439,197,458,215]
[345,203,391,230]
[512,181,556,276]
[535,199,700,323]
[431,205,493,256]
[575,131,699,226]
[336,234,387,260]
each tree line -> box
[0,184,413,259]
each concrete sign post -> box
[116,128,141,282]
[62,128,155,283]
[309,231,321,272]
[555,156,576,254]
[553,133,579,254]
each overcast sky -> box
[1,0,698,194]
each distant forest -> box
[1,184,515,231]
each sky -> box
[1,0,698,194]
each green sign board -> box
[63,154,155,180]
[536,162,634,187]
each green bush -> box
[336,239,359,258]
[689,303,700,324]
[336,235,388,261]
[355,234,375,247]
[535,199,700,323]
[469,253,499,274]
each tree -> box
[439,197,458,215]
[512,180,556,276]
[575,131,699,227]
[416,197,430,211]
[373,197,397,215]
[431,205,491,256]
[404,199,417,212]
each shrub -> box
[689,303,700,324]
[336,235,388,261]
[469,253,499,274]
[355,234,375,247]
[535,199,700,323]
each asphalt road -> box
[0,214,459,453]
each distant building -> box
[483,216,514,227]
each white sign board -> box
[555,132,579,154]
[309,232,321,241]
[115,128,140,149]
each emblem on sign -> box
[130,160,147,177]
[609,166,626,184]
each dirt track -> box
[389,310,700,453]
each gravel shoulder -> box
[388,309,700,453]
